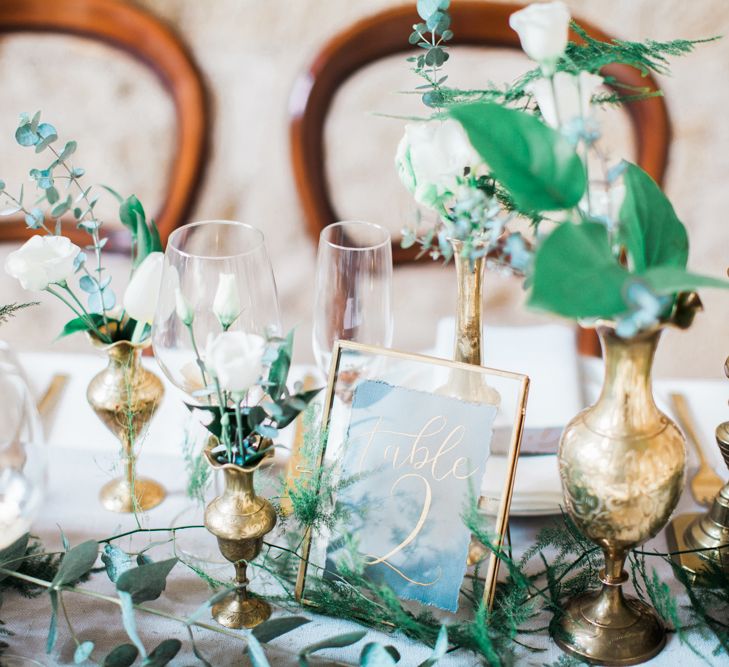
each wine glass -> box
[312,221,394,378]
[0,358,45,550]
[0,355,46,663]
[152,220,281,567]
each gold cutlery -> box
[280,372,318,516]
[37,373,69,420]
[671,392,724,506]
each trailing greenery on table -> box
[1,412,728,666]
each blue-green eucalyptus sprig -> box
[1,111,162,344]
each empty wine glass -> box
[0,358,45,551]
[312,221,393,378]
[152,220,281,567]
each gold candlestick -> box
[667,358,729,578]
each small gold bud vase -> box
[87,334,165,513]
[553,324,686,665]
[204,440,277,629]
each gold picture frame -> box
[294,340,529,612]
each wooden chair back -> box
[290,1,671,356]
[0,0,208,251]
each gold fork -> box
[670,392,724,506]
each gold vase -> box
[204,442,277,629]
[553,325,686,665]
[448,240,500,405]
[87,335,165,513]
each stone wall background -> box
[0,0,727,378]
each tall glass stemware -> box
[312,221,393,377]
[153,220,281,397]
[152,220,281,565]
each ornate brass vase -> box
[87,335,165,513]
[204,442,277,629]
[554,325,686,665]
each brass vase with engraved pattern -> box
[87,333,165,513]
[204,439,277,629]
[553,324,686,665]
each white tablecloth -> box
[2,350,728,666]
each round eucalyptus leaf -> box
[103,644,138,667]
[74,640,94,664]
[15,123,38,147]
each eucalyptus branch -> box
[0,567,248,644]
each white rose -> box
[395,119,482,210]
[175,287,194,326]
[509,1,570,72]
[123,251,164,324]
[213,273,241,329]
[4,235,80,291]
[527,71,604,128]
[205,331,265,395]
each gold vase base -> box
[211,591,271,629]
[666,513,729,583]
[553,589,666,666]
[99,477,166,513]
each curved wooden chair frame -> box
[0,0,208,251]
[289,1,671,356]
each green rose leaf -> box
[141,639,181,666]
[51,540,98,588]
[119,195,145,234]
[252,616,311,643]
[74,640,95,664]
[116,557,177,603]
[528,222,630,319]
[618,161,688,272]
[267,330,294,401]
[450,102,587,212]
[103,644,139,667]
[642,265,729,295]
[57,313,105,339]
[299,630,367,665]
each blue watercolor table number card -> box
[325,379,498,612]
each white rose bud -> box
[509,1,570,74]
[395,119,482,210]
[175,287,194,326]
[205,331,265,396]
[123,251,164,325]
[526,71,604,128]
[213,273,241,329]
[4,235,81,291]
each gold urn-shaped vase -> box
[87,335,165,513]
[553,325,686,665]
[204,442,277,629]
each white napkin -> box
[434,320,583,514]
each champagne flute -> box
[312,221,393,379]
[152,220,281,566]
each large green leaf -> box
[57,313,105,339]
[51,540,99,588]
[450,102,586,211]
[618,162,688,271]
[267,330,294,401]
[642,265,729,295]
[116,558,177,603]
[299,630,367,666]
[528,222,630,318]
[252,616,311,643]
[103,644,139,667]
